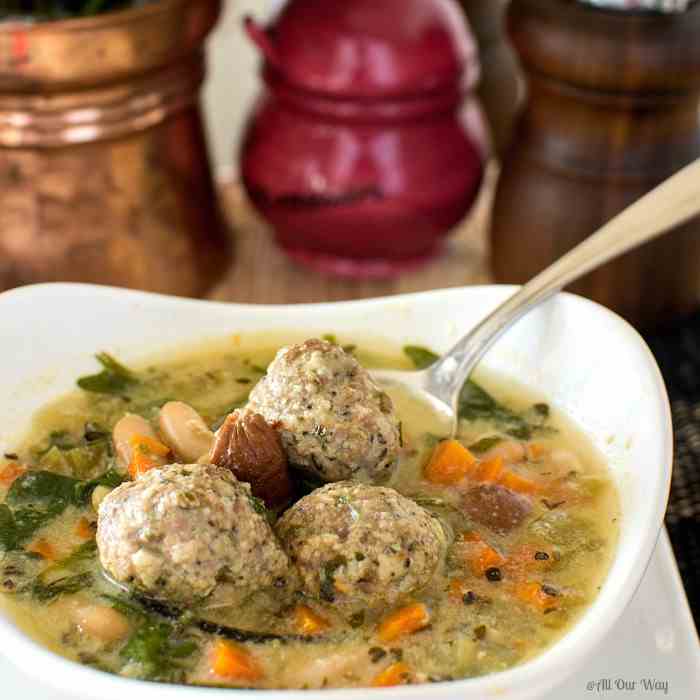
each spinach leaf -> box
[120,622,198,681]
[74,468,127,503]
[403,345,440,369]
[458,381,533,440]
[468,436,503,454]
[7,471,81,508]
[0,469,124,551]
[28,572,94,603]
[77,352,138,396]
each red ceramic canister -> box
[240,0,486,278]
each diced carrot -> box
[75,517,95,540]
[377,603,430,643]
[499,470,540,495]
[424,440,476,485]
[459,530,483,544]
[475,455,504,482]
[128,452,157,479]
[474,545,505,577]
[514,582,559,612]
[28,539,56,560]
[210,640,263,682]
[129,434,170,457]
[0,462,26,487]
[371,662,412,687]
[294,605,329,635]
[527,442,546,460]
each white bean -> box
[159,401,214,463]
[482,440,526,464]
[75,604,130,643]
[112,413,159,469]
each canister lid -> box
[245,0,479,98]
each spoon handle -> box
[428,157,700,412]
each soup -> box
[0,337,619,688]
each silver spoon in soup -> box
[373,158,700,436]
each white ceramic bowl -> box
[0,283,672,700]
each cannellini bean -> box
[75,604,130,643]
[159,401,215,463]
[482,440,526,464]
[112,413,159,469]
[91,485,113,512]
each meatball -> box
[245,339,400,482]
[96,463,289,604]
[276,482,447,612]
[462,483,532,534]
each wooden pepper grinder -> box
[490,0,700,328]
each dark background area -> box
[646,317,700,631]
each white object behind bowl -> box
[0,283,672,700]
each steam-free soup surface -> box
[0,337,618,688]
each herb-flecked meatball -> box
[245,339,401,482]
[276,482,447,613]
[96,463,289,604]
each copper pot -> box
[0,0,230,297]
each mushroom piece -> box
[209,411,292,509]
[159,401,215,463]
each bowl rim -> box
[0,283,673,700]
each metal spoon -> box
[373,158,700,435]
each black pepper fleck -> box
[462,591,477,605]
[485,567,502,582]
[473,624,487,640]
[541,584,559,597]
[534,551,550,561]
[368,647,387,663]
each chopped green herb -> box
[28,572,94,603]
[342,344,357,354]
[321,334,337,344]
[77,353,138,396]
[403,345,439,369]
[319,556,345,603]
[0,469,125,552]
[459,381,533,440]
[468,436,503,454]
[120,621,198,682]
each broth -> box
[0,337,619,688]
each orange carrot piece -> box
[129,434,170,457]
[293,605,329,635]
[424,440,476,485]
[211,641,264,682]
[527,442,546,460]
[28,539,56,560]
[128,452,157,479]
[499,469,540,495]
[475,455,504,482]
[372,662,412,687]
[459,530,483,544]
[473,545,505,577]
[377,603,430,643]
[514,582,559,612]
[0,462,26,487]
[75,517,95,540]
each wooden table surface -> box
[209,165,497,304]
